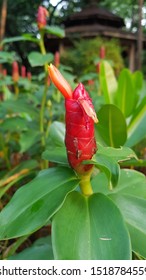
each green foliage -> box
[98,60,146,148]
[61,37,124,77]
[52,191,131,260]
[0,8,146,260]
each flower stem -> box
[79,168,93,196]
[39,30,49,169]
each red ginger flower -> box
[48,64,98,174]
[21,65,26,78]
[37,6,48,29]
[12,61,19,82]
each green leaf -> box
[45,25,65,38]
[97,104,127,147]
[8,236,53,260]
[98,144,137,163]
[0,167,79,239]
[0,51,16,63]
[84,153,120,188]
[1,98,39,119]
[92,168,146,199]
[1,117,28,132]
[2,36,38,46]
[42,146,68,165]
[109,193,146,258]
[49,121,65,147]
[52,191,131,260]
[92,168,146,258]
[28,51,53,67]
[19,130,41,153]
[116,69,136,117]
[126,97,146,147]
[132,71,143,92]
[99,60,118,104]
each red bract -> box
[99,46,106,59]
[37,6,48,29]
[12,61,19,82]
[21,65,26,78]
[54,51,60,68]
[48,65,98,174]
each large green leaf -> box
[116,69,136,117]
[98,144,137,163]
[91,168,146,258]
[8,236,53,260]
[132,71,143,92]
[109,193,146,258]
[126,97,146,147]
[28,51,53,67]
[0,167,79,239]
[52,191,131,260]
[97,104,127,147]
[99,60,118,104]
[92,169,146,199]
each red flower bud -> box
[48,65,98,174]
[96,62,100,73]
[99,46,105,59]
[12,61,19,82]
[37,6,48,29]
[54,51,60,68]
[21,65,26,78]
[2,69,7,76]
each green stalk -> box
[79,168,94,196]
[39,30,49,169]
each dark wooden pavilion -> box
[47,1,146,71]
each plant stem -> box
[39,30,49,169]
[79,168,93,196]
[14,82,19,97]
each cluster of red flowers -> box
[12,61,32,82]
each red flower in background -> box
[21,65,26,78]
[12,61,19,82]
[37,6,48,29]
[48,64,98,174]
[54,51,60,68]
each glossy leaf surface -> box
[52,191,131,260]
[116,69,136,117]
[0,167,79,239]
[99,61,118,104]
[126,97,146,147]
[109,194,146,258]
[97,104,127,147]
